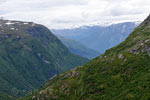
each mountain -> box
[0,19,89,99]
[56,36,101,59]
[52,22,140,53]
[21,15,150,100]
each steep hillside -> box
[52,22,140,53]
[57,36,101,59]
[0,91,15,100]
[21,16,150,100]
[0,19,89,99]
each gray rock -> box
[147,47,150,56]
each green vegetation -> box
[21,15,150,100]
[0,20,89,99]
[0,91,15,100]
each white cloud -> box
[0,0,149,29]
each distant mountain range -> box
[52,22,141,53]
[57,36,101,59]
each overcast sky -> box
[0,0,150,29]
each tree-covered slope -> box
[57,36,101,59]
[0,19,89,99]
[21,15,150,100]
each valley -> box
[21,15,150,100]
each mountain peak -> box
[140,14,150,26]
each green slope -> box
[21,15,150,100]
[0,91,15,100]
[57,36,101,59]
[0,19,89,99]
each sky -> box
[0,0,150,29]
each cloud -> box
[0,0,149,29]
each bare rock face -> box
[126,39,150,56]
[118,54,125,59]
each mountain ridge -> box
[50,21,141,30]
[52,22,140,53]
[56,36,101,59]
[0,19,89,100]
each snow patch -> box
[5,21,14,25]
[31,23,35,26]
[10,28,15,30]
[23,22,28,25]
